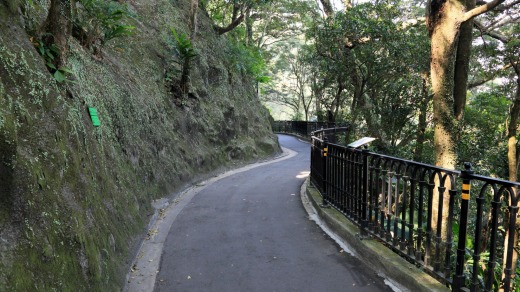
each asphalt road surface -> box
[154,135,394,291]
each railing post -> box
[361,149,369,236]
[321,137,329,207]
[453,162,473,291]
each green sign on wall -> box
[88,107,101,127]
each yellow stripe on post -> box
[461,183,470,200]
[323,147,328,157]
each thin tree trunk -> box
[414,73,430,162]
[44,0,72,67]
[350,67,364,127]
[180,57,191,94]
[333,81,345,121]
[245,9,253,46]
[319,0,334,17]
[343,0,352,9]
[180,0,198,94]
[189,0,199,40]
[453,0,475,120]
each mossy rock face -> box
[0,1,279,290]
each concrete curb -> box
[302,178,449,292]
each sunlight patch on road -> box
[296,171,310,179]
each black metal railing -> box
[310,128,520,292]
[272,121,342,138]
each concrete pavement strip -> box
[124,147,297,292]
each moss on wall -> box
[0,0,279,290]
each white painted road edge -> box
[124,147,297,292]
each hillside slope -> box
[0,1,279,290]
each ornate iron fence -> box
[310,129,520,292]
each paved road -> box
[154,135,393,291]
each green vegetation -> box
[171,28,198,67]
[168,27,198,96]
[229,0,518,290]
[228,41,270,83]
[32,36,74,83]
[73,0,135,49]
[1,0,519,289]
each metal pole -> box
[361,149,369,236]
[453,162,473,291]
[321,137,329,207]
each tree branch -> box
[468,62,517,88]
[463,0,508,22]
[214,11,247,35]
[474,19,510,42]
[495,0,520,11]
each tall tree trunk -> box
[428,0,461,170]
[428,0,508,278]
[44,0,72,67]
[507,65,520,182]
[501,64,520,292]
[428,0,467,270]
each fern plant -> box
[74,0,135,49]
[33,36,73,83]
[170,28,197,94]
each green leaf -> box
[38,45,45,56]
[58,67,73,74]
[46,62,57,70]
[53,71,66,83]
[50,45,60,54]
[46,51,55,61]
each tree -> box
[470,4,520,181]
[309,2,431,153]
[427,0,519,287]
[43,0,72,67]
[427,0,512,169]
[288,48,314,121]
[473,10,520,288]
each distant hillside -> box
[0,0,279,290]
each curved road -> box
[154,135,393,291]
